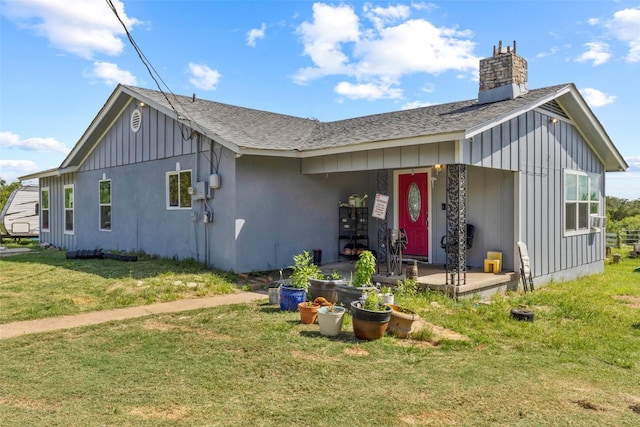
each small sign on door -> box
[372,193,389,220]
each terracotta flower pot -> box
[317,306,346,336]
[298,302,320,324]
[386,304,420,338]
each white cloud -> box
[581,88,616,107]
[335,81,403,100]
[576,42,611,65]
[86,61,137,85]
[626,155,640,170]
[0,160,40,182]
[402,100,434,110]
[0,131,69,154]
[606,7,640,62]
[295,3,360,83]
[247,23,266,47]
[536,46,559,58]
[294,3,478,100]
[363,3,411,31]
[188,63,222,91]
[0,0,140,59]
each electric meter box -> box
[191,181,206,200]
[209,174,221,189]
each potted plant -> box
[378,286,394,305]
[297,297,331,324]
[335,250,378,308]
[350,290,392,341]
[386,304,420,338]
[280,251,322,311]
[308,269,348,304]
[317,304,347,337]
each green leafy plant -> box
[330,270,342,280]
[395,278,418,297]
[289,251,322,289]
[352,250,376,287]
[362,290,386,311]
[380,286,393,296]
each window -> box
[166,170,192,209]
[99,180,111,230]
[564,170,600,234]
[41,188,49,231]
[64,184,74,233]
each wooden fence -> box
[606,230,640,248]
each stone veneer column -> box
[445,164,467,288]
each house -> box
[21,41,627,292]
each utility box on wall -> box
[191,181,206,200]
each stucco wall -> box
[234,155,378,272]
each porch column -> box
[376,170,388,271]
[445,164,467,287]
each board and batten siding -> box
[301,141,455,174]
[464,109,605,281]
[39,172,77,250]
[80,103,198,172]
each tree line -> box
[606,196,640,232]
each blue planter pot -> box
[279,286,307,311]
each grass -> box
[1,244,640,425]
[0,243,238,323]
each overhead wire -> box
[105,0,211,141]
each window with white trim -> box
[64,184,74,233]
[166,170,192,209]
[564,170,600,234]
[41,187,49,231]
[99,180,111,231]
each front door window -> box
[408,183,421,222]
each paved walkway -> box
[0,291,267,340]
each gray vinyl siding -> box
[80,103,197,172]
[301,141,456,174]
[39,173,77,250]
[465,109,605,280]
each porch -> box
[320,259,521,299]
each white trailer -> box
[0,185,39,238]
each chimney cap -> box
[493,40,517,56]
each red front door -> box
[398,172,429,257]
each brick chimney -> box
[478,40,528,104]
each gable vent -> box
[539,100,569,119]
[130,109,142,133]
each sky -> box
[1,0,639,199]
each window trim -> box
[563,169,601,236]
[41,187,50,232]
[166,170,192,210]
[64,184,75,235]
[99,179,111,231]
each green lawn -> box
[1,245,639,426]
[0,244,238,323]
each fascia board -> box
[18,168,59,181]
[465,85,573,139]
[297,132,465,158]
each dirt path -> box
[0,291,267,340]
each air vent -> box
[539,100,569,119]
[130,109,142,133]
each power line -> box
[105,0,209,140]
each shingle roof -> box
[124,84,569,151]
